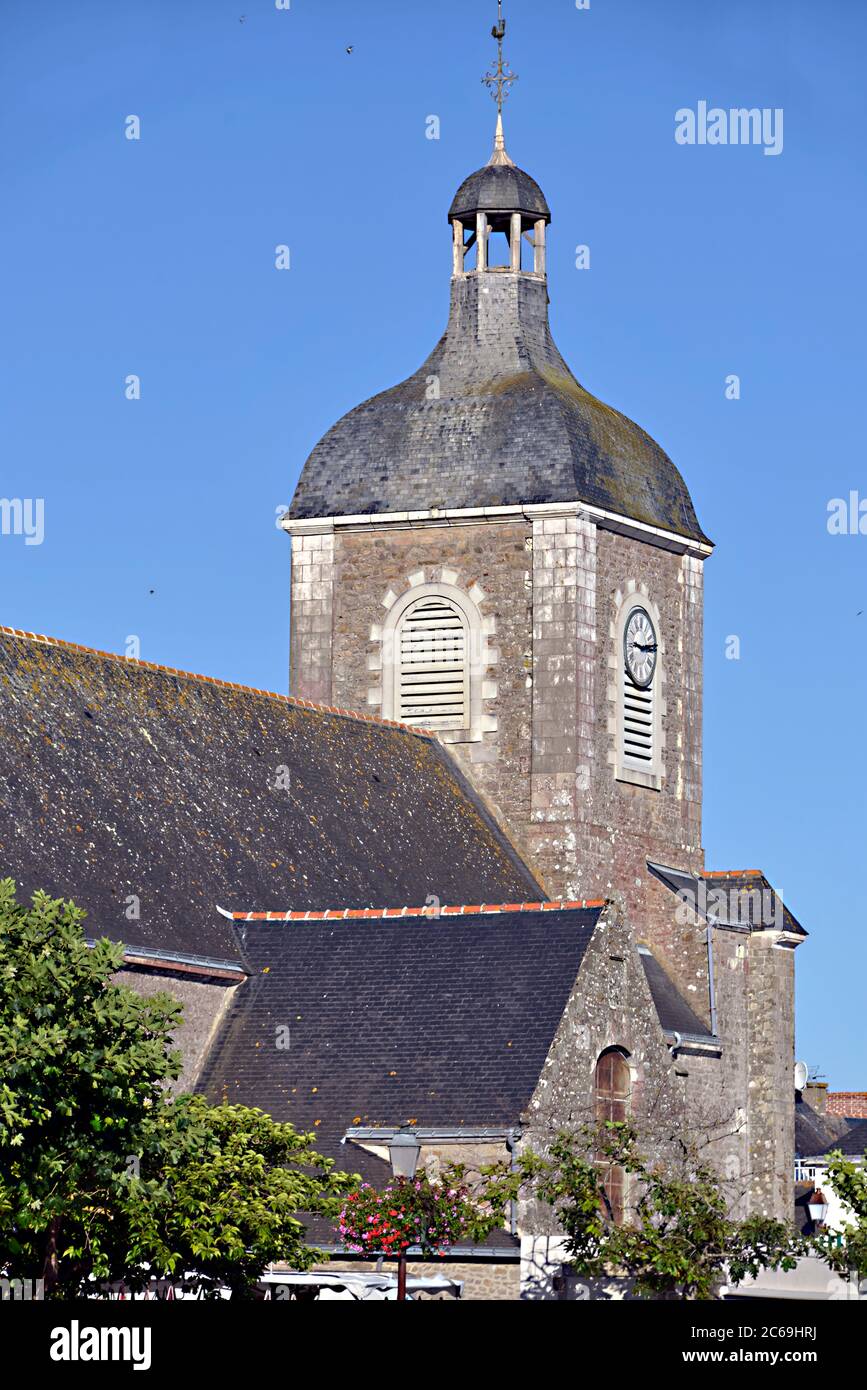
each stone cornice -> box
[282,500,714,559]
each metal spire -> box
[482,1,517,167]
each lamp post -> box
[388,1129,421,1301]
[807,1188,829,1232]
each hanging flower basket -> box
[335,1175,483,1258]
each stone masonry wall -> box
[528,513,594,833]
[117,968,237,1093]
[311,1257,519,1301]
[746,933,796,1219]
[291,517,712,1026]
[524,523,708,1000]
[321,521,538,870]
[288,515,793,1222]
[519,909,758,1239]
[290,531,334,707]
[696,926,751,1211]
[519,908,691,1236]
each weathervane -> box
[482,1,518,115]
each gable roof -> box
[197,904,603,1143]
[637,945,715,1040]
[0,628,541,967]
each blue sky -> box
[1,0,864,1087]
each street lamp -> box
[807,1188,829,1229]
[388,1129,421,1300]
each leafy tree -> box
[0,879,181,1293]
[124,1097,356,1298]
[0,879,355,1297]
[818,1150,867,1281]
[481,1122,801,1300]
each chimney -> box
[803,1081,828,1112]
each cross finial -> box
[482,2,517,166]
[482,1,517,117]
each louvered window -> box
[396,596,469,729]
[622,671,653,765]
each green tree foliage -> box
[0,879,181,1292]
[0,880,354,1297]
[820,1150,867,1280]
[481,1123,801,1300]
[125,1097,356,1297]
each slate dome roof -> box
[288,144,709,547]
[448,161,550,222]
[289,273,709,544]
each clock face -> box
[624,607,658,688]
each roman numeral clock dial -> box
[624,607,658,688]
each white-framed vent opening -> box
[376,577,495,744]
[612,587,665,791]
[622,668,654,767]
[396,594,469,730]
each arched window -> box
[594,1048,632,1225]
[395,594,470,730]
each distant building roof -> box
[197,904,604,1140]
[796,1095,844,1159]
[0,628,542,967]
[826,1092,867,1119]
[821,1119,867,1159]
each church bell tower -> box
[283,5,713,986]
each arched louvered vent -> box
[622,672,653,765]
[396,595,469,729]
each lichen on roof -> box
[289,267,709,545]
[0,629,542,964]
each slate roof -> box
[638,946,715,1039]
[197,905,603,1141]
[647,863,807,937]
[289,201,709,545]
[701,871,807,935]
[795,1095,844,1159]
[448,161,550,222]
[0,628,541,966]
[820,1119,867,1159]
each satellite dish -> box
[794,1061,808,1092]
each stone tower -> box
[282,39,801,1225]
[284,105,713,977]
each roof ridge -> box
[230,898,606,922]
[0,624,436,739]
[703,869,764,878]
